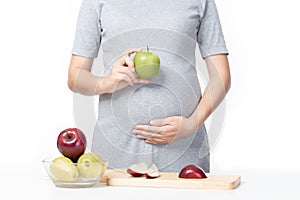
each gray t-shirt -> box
[72,0,228,172]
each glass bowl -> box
[42,158,108,188]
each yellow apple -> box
[77,152,105,178]
[49,156,78,182]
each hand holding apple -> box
[101,48,150,94]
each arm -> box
[68,55,102,95]
[132,54,231,144]
[190,54,231,129]
[68,49,149,96]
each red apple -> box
[57,128,86,162]
[178,164,207,179]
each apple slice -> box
[145,163,159,178]
[127,162,148,177]
[178,164,207,179]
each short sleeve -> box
[72,0,102,58]
[197,0,228,59]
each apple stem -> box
[147,45,149,52]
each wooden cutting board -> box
[101,169,241,190]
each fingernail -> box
[150,120,154,125]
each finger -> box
[123,54,135,72]
[117,66,137,83]
[137,78,150,84]
[136,133,160,140]
[124,48,142,56]
[115,54,134,72]
[144,138,167,145]
[117,48,141,66]
[134,125,164,134]
[150,118,170,126]
[116,74,133,86]
[133,130,161,139]
[115,56,126,66]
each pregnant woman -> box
[68,0,231,172]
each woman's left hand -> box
[132,116,199,144]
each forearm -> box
[190,54,231,128]
[68,68,106,96]
[68,55,111,96]
[190,79,227,128]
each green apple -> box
[133,46,160,79]
[77,152,105,178]
[49,156,78,182]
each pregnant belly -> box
[127,83,182,125]
[107,83,199,136]
[94,82,204,167]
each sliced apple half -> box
[127,162,148,177]
[145,163,159,178]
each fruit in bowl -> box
[57,128,86,163]
[43,154,107,188]
[43,127,107,187]
[49,156,78,182]
[133,46,160,79]
[77,152,106,178]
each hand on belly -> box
[132,116,198,144]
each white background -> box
[0,0,300,198]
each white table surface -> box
[5,165,300,200]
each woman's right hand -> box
[101,48,150,93]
